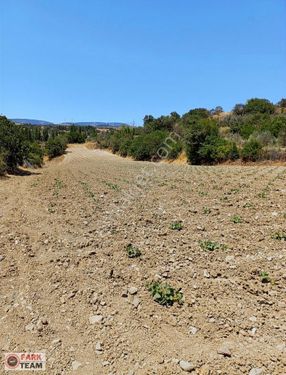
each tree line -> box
[0,116,97,175]
[96,98,286,164]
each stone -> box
[0,255,5,262]
[89,315,103,324]
[179,360,194,372]
[72,361,82,371]
[189,326,198,335]
[249,369,263,375]
[217,345,232,357]
[132,297,140,308]
[128,286,138,295]
[95,342,103,351]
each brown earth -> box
[0,146,286,375]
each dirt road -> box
[0,146,285,374]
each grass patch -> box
[126,244,141,258]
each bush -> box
[26,142,44,167]
[198,136,239,164]
[241,139,263,161]
[129,130,168,161]
[46,136,67,159]
[0,152,7,175]
[184,119,218,164]
[68,126,86,143]
[0,116,29,170]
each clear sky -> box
[0,0,285,124]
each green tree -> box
[46,135,67,159]
[244,98,275,114]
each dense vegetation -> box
[96,98,286,164]
[0,116,97,175]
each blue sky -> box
[0,0,285,124]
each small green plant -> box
[272,232,286,241]
[126,244,141,258]
[199,191,208,196]
[105,181,120,191]
[231,215,242,224]
[53,178,64,197]
[170,221,183,231]
[203,207,211,214]
[80,181,96,202]
[148,281,183,306]
[243,202,253,208]
[260,271,271,284]
[199,240,227,251]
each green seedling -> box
[272,232,286,241]
[170,221,183,231]
[148,281,183,306]
[231,215,242,224]
[260,271,271,284]
[126,244,141,258]
[199,240,227,251]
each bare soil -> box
[0,146,285,375]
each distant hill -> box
[11,118,53,125]
[61,122,125,128]
[10,119,126,128]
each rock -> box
[102,361,110,366]
[225,255,235,263]
[189,326,198,335]
[249,368,263,375]
[128,286,138,295]
[179,360,194,372]
[89,315,103,324]
[72,360,82,370]
[0,255,5,262]
[36,321,44,332]
[51,338,61,345]
[132,296,140,308]
[203,270,210,278]
[25,323,35,332]
[217,345,232,357]
[95,342,103,352]
[249,316,257,322]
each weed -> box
[203,207,211,215]
[105,181,120,191]
[260,271,271,284]
[80,181,96,202]
[170,221,183,231]
[126,244,141,258]
[199,240,227,251]
[272,232,286,241]
[231,215,242,224]
[148,281,183,306]
[53,178,64,197]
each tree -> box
[244,98,275,114]
[184,119,219,164]
[232,104,245,115]
[277,98,286,108]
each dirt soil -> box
[0,145,285,375]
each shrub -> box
[241,139,263,161]
[46,136,67,159]
[0,151,7,175]
[272,232,286,241]
[184,119,219,164]
[129,130,168,161]
[26,142,44,167]
[68,126,86,143]
[148,281,183,306]
[198,136,239,164]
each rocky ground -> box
[0,145,285,375]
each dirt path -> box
[0,146,285,374]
